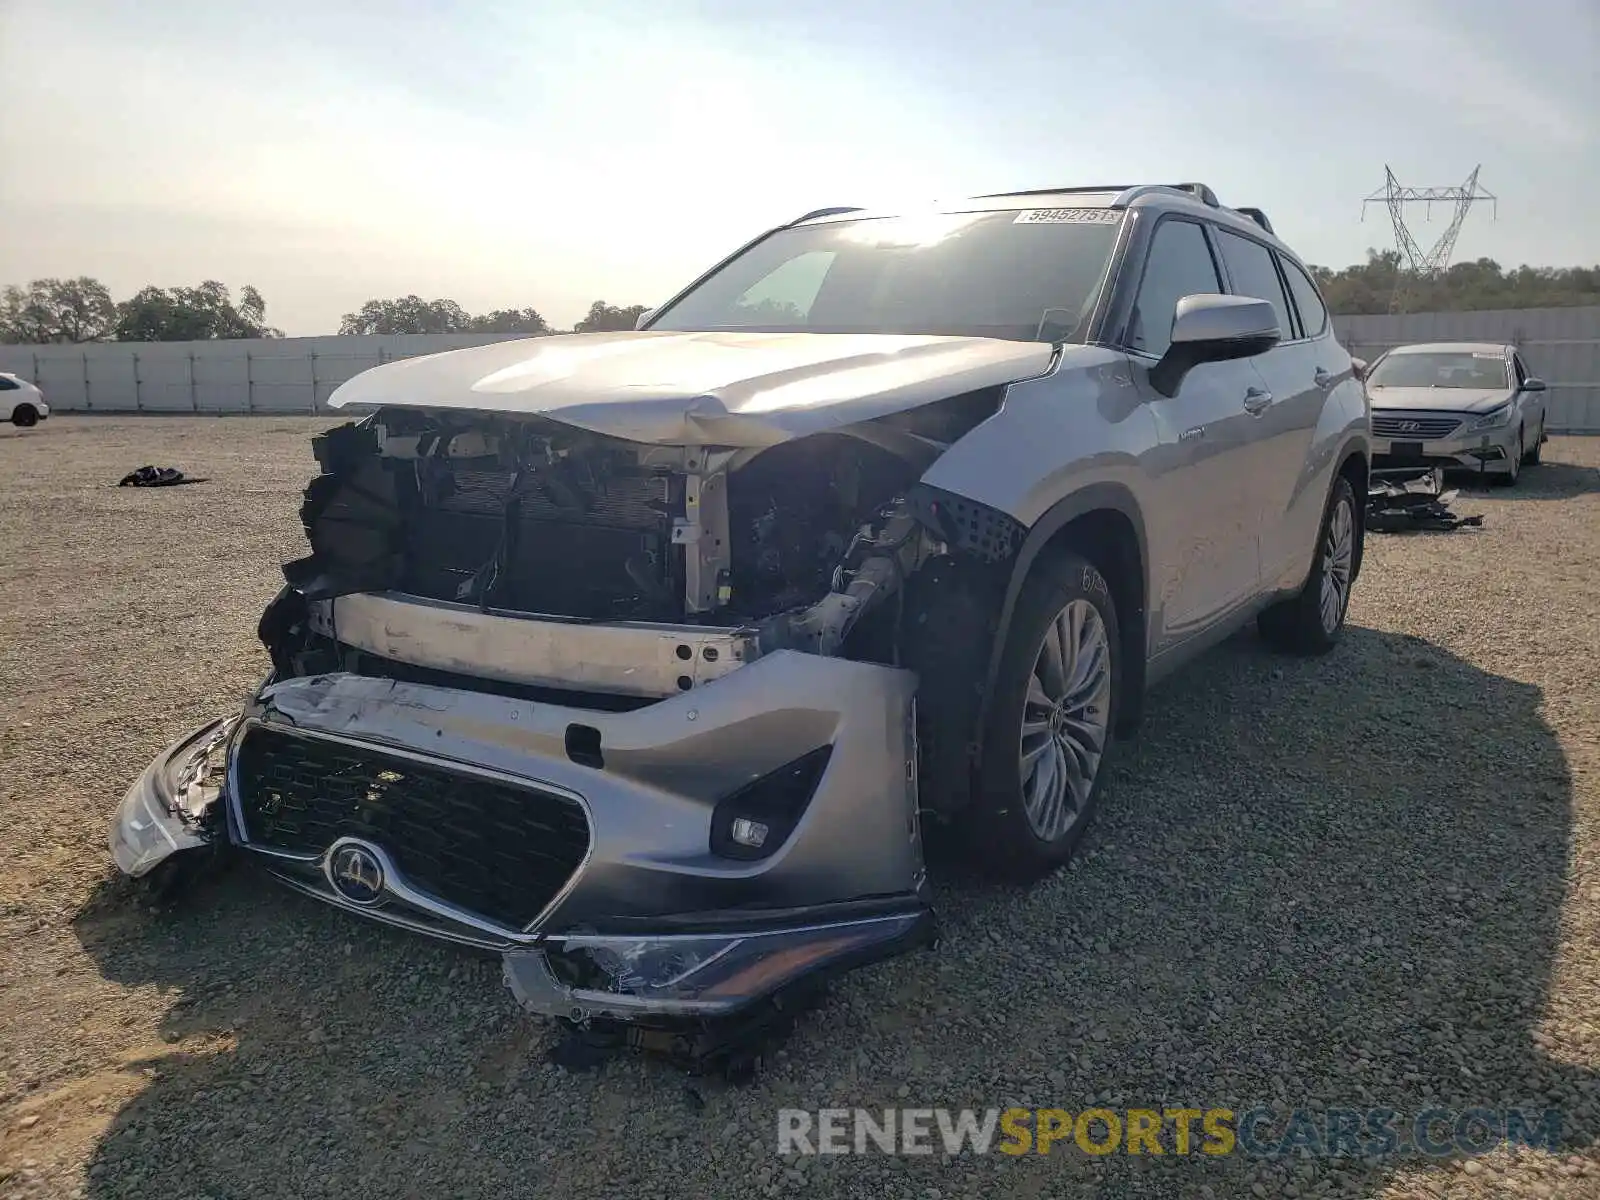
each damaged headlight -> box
[1469,403,1513,432]
[109,716,238,876]
[503,911,931,1020]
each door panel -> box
[1121,216,1261,653]
[1213,233,1326,591]
[1138,359,1267,647]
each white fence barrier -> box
[0,333,525,415]
[4,305,1598,431]
[1334,305,1600,434]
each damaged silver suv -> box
[111,183,1369,1040]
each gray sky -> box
[2,0,1596,335]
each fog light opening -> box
[709,745,833,861]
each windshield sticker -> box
[1472,352,1503,359]
[1013,208,1122,225]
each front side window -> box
[1126,219,1221,357]
[1215,230,1295,340]
[1367,351,1511,389]
[650,209,1123,343]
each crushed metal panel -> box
[309,592,759,698]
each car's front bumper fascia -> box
[159,644,933,1020]
[1371,418,1519,473]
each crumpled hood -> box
[327,330,1055,447]
[1367,385,1513,414]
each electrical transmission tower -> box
[1361,166,1497,312]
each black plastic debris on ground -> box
[1367,466,1484,533]
[118,465,208,487]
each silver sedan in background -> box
[1365,342,1549,486]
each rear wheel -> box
[1259,475,1357,655]
[11,404,38,428]
[970,552,1120,881]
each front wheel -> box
[1522,418,1544,466]
[1258,475,1358,655]
[969,552,1121,882]
[1494,429,1523,487]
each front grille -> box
[234,727,589,929]
[1372,413,1463,440]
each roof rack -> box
[973,185,1137,199]
[1234,206,1274,234]
[1110,183,1221,208]
[788,206,864,225]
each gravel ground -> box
[2,415,1599,1200]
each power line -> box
[1361,166,1497,312]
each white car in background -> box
[2,373,49,427]
[1365,342,1548,487]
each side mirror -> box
[1522,376,1547,392]
[1351,357,1369,383]
[634,308,657,331]
[1149,294,1281,398]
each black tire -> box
[11,404,39,428]
[1523,418,1543,466]
[968,551,1121,882]
[1258,474,1358,655]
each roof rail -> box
[1234,206,1274,234]
[973,185,1136,199]
[788,206,863,225]
[1173,182,1221,206]
[1110,183,1222,208]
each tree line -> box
[0,281,650,344]
[1311,251,1600,315]
[5,256,1598,344]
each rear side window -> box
[1215,230,1295,341]
[0,377,18,391]
[1127,219,1222,357]
[1280,257,1329,338]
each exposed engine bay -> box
[269,391,1016,683]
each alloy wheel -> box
[1319,496,1355,635]
[1019,598,1112,842]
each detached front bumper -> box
[1371,418,1519,474]
[112,645,934,1022]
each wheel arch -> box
[984,484,1150,744]
[1333,442,1368,583]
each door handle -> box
[1243,386,1273,415]
[1313,367,1334,389]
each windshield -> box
[1367,351,1510,389]
[648,209,1123,343]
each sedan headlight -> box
[1469,403,1513,431]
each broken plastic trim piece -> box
[109,717,237,876]
[1366,465,1484,533]
[503,907,935,1021]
